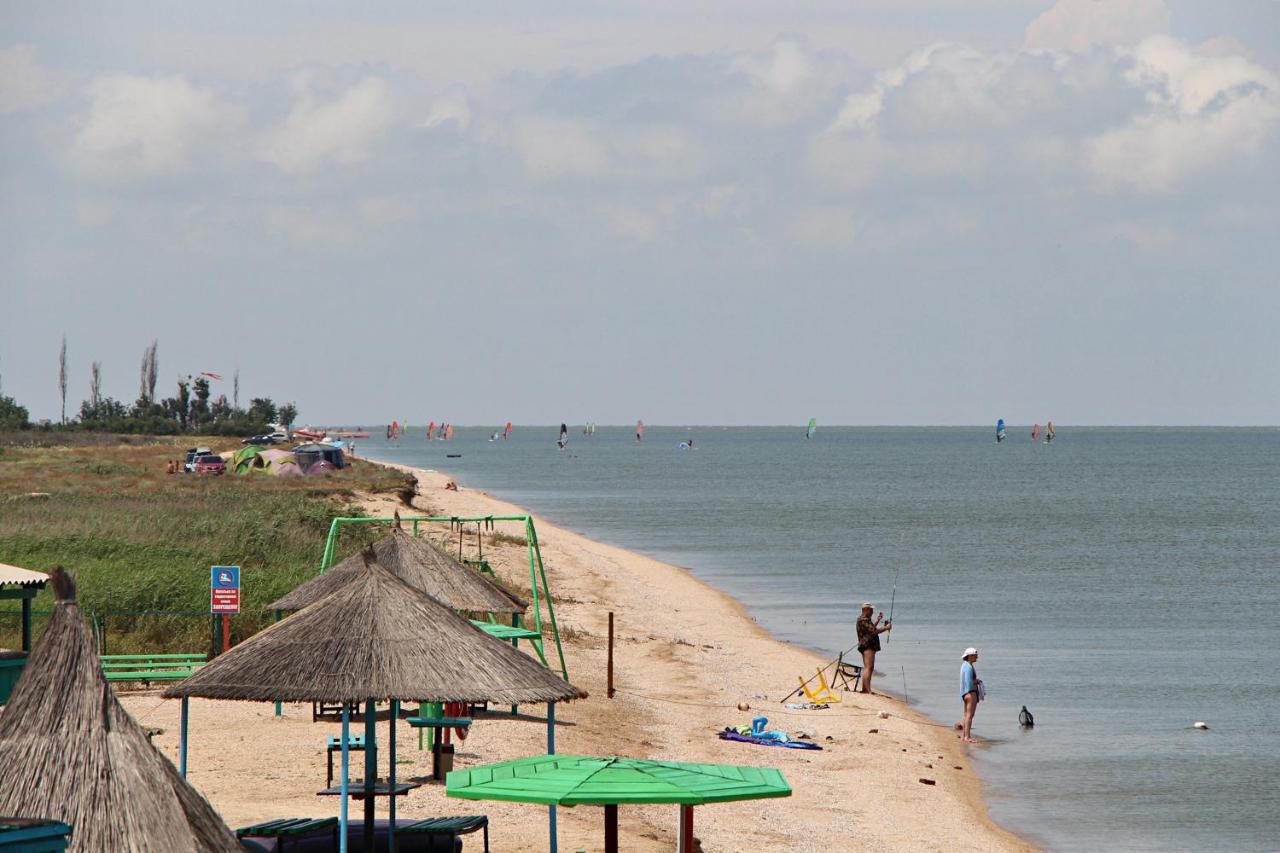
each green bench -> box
[236,817,337,852]
[100,653,206,685]
[236,816,489,852]
[470,621,541,641]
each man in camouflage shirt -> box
[856,601,891,694]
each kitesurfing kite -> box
[806,418,817,440]
[199,371,223,381]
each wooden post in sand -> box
[607,612,615,698]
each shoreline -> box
[359,455,1040,851]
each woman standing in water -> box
[960,647,983,743]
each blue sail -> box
[996,418,1006,442]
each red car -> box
[194,455,226,475]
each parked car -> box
[194,455,226,475]
[183,447,213,473]
[241,434,280,446]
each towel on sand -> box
[718,730,823,750]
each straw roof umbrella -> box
[166,557,584,852]
[268,528,526,616]
[0,568,240,852]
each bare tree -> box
[58,335,68,424]
[139,340,158,403]
[233,368,240,409]
[89,361,102,411]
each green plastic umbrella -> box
[447,754,791,852]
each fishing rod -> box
[886,566,898,645]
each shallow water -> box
[361,426,1280,852]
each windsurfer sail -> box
[806,418,817,440]
[427,421,435,441]
[558,423,568,450]
[504,422,512,440]
[1031,423,1040,442]
[1045,421,1055,443]
[636,420,644,441]
[996,419,1006,442]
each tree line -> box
[0,337,297,436]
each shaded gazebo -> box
[0,567,240,851]
[166,558,585,852]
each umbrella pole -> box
[340,704,350,853]
[548,701,557,853]
[389,699,398,853]
[604,804,618,853]
[678,806,693,853]
[179,697,189,778]
[364,699,376,853]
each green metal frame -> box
[318,515,568,681]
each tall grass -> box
[0,438,415,652]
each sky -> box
[1,0,1278,426]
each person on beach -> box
[856,602,891,693]
[960,647,983,743]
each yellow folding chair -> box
[798,667,841,704]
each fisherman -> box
[960,647,983,743]
[856,602,891,694]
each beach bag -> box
[976,677,987,702]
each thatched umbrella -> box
[166,557,584,853]
[0,568,240,852]
[268,528,526,616]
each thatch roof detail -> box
[166,558,584,705]
[0,568,240,852]
[268,528,526,615]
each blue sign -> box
[211,566,240,589]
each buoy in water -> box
[1193,721,1209,730]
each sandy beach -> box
[122,460,1038,852]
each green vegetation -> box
[0,437,416,653]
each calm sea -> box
[361,426,1279,852]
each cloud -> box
[1025,0,1169,52]
[513,115,703,184]
[0,44,59,114]
[1086,36,1280,191]
[69,75,243,180]
[256,76,397,173]
[422,86,471,131]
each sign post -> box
[210,566,240,654]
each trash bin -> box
[433,743,455,778]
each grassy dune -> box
[0,437,415,653]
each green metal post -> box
[21,596,31,652]
[529,520,569,679]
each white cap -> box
[962,647,978,659]
[861,602,874,610]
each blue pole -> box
[548,702,557,853]
[340,704,350,853]
[179,697,189,778]
[389,699,398,853]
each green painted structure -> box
[447,754,791,853]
